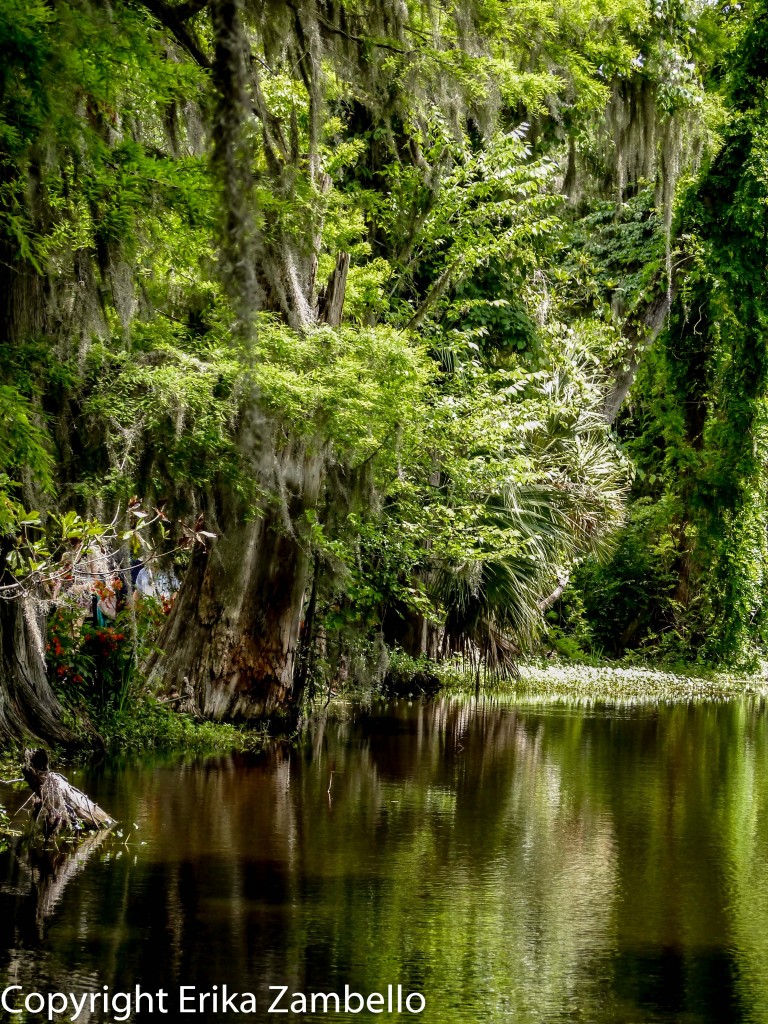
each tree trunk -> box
[538,575,570,613]
[602,255,693,424]
[0,598,76,746]
[602,289,672,424]
[147,449,323,719]
[317,252,349,326]
[138,0,344,721]
[0,226,77,747]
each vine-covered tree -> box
[567,0,768,667]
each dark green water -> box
[2,697,768,1023]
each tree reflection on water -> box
[0,697,767,1023]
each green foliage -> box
[566,186,666,314]
[0,385,54,529]
[581,0,768,668]
[429,365,628,664]
[568,497,681,657]
[95,700,254,757]
[48,593,159,713]
[249,318,434,460]
[45,592,255,754]
[1,0,751,726]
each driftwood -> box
[21,749,114,838]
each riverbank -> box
[364,655,768,707]
[0,699,263,773]
[436,660,768,705]
[3,659,765,771]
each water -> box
[2,697,768,1023]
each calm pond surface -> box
[2,696,768,1023]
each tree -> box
[0,392,76,744]
[621,0,768,664]
[0,0,214,740]
[142,0,707,710]
[138,0,624,714]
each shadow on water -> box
[1,696,768,1023]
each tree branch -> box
[406,257,464,332]
[135,0,210,67]
[173,0,210,20]
[538,575,570,613]
[602,253,694,424]
[602,289,672,425]
[316,16,411,54]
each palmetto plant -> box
[434,365,628,675]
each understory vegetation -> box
[0,0,767,750]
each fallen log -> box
[21,749,114,838]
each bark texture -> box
[22,748,113,837]
[317,252,350,326]
[0,599,76,745]
[147,449,323,718]
[0,230,77,746]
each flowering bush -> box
[46,587,172,710]
[46,602,95,688]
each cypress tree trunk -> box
[0,237,76,746]
[147,449,323,719]
[0,597,76,745]
[142,5,350,721]
[143,255,348,719]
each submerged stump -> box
[22,749,114,838]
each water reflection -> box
[0,698,767,1022]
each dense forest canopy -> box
[0,0,766,743]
